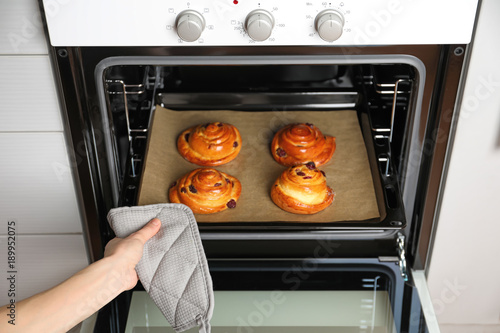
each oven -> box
[40,0,479,332]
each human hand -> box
[104,218,161,291]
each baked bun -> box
[177,122,242,166]
[271,123,335,167]
[169,168,242,214]
[271,163,334,214]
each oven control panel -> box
[165,2,351,45]
[43,0,479,46]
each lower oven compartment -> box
[100,60,416,233]
[110,259,431,333]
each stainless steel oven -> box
[40,0,479,332]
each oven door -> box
[91,259,436,333]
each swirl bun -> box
[177,122,242,166]
[271,123,335,167]
[271,163,334,214]
[169,168,242,214]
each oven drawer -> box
[92,259,436,333]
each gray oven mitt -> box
[107,203,214,333]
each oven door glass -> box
[112,259,430,333]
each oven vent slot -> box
[384,184,398,209]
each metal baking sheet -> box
[138,106,380,223]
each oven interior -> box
[102,62,416,232]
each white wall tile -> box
[440,324,500,333]
[428,0,500,326]
[0,234,88,304]
[0,56,63,132]
[0,0,48,54]
[0,133,83,234]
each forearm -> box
[0,218,160,332]
[0,257,127,333]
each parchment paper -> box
[138,106,380,223]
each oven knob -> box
[244,9,275,41]
[175,10,206,42]
[314,9,344,42]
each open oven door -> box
[94,259,438,333]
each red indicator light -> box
[233,0,238,4]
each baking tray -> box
[137,106,406,230]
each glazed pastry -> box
[169,168,242,214]
[177,122,242,166]
[271,123,335,167]
[271,163,334,214]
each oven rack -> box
[104,65,162,188]
[374,79,411,176]
[105,79,147,177]
[361,65,413,179]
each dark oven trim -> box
[408,45,468,270]
[49,45,462,270]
